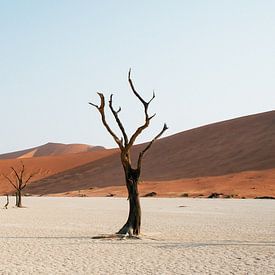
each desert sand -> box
[1,111,275,198]
[0,142,105,160]
[0,148,117,194]
[21,111,275,197]
[0,197,274,274]
[51,168,275,198]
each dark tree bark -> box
[116,164,141,236]
[2,162,36,208]
[4,194,9,209]
[17,190,22,208]
[15,191,19,207]
[89,69,168,236]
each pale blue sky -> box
[0,1,274,153]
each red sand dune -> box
[53,168,275,198]
[0,142,105,160]
[0,148,117,194]
[0,111,274,197]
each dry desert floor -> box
[0,197,274,274]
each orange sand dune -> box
[1,111,274,197]
[0,142,105,160]
[0,149,117,194]
[50,168,275,198]
[25,110,275,196]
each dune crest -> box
[17,149,38,159]
[0,142,105,160]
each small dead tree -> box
[89,69,168,236]
[3,162,36,207]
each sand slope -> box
[0,111,274,197]
[0,142,105,160]
[49,168,275,198]
[0,149,117,194]
[26,111,275,196]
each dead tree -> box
[89,69,168,236]
[3,162,36,207]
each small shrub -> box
[208,192,223,198]
[144,192,157,197]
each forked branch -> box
[2,174,18,190]
[109,94,128,146]
[2,165,38,191]
[20,161,25,179]
[23,170,38,189]
[89,93,123,150]
[25,172,37,184]
[137,123,168,170]
[11,167,20,182]
[127,69,156,150]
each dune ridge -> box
[0,142,105,160]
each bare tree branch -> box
[109,94,128,146]
[25,171,38,185]
[4,194,9,209]
[128,69,155,107]
[128,68,147,106]
[126,69,156,150]
[20,161,25,179]
[11,167,20,182]
[89,93,123,150]
[2,174,18,190]
[148,90,156,104]
[89,102,99,108]
[137,123,168,170]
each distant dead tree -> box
[2,162,36,207]
[89,69,168,236]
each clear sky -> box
[0,1,274,154]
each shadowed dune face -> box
[0,111,274,197]
[141,110,275,179]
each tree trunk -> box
[117,166,141,236]
[15,191,19,207]
[17,190,22,208]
